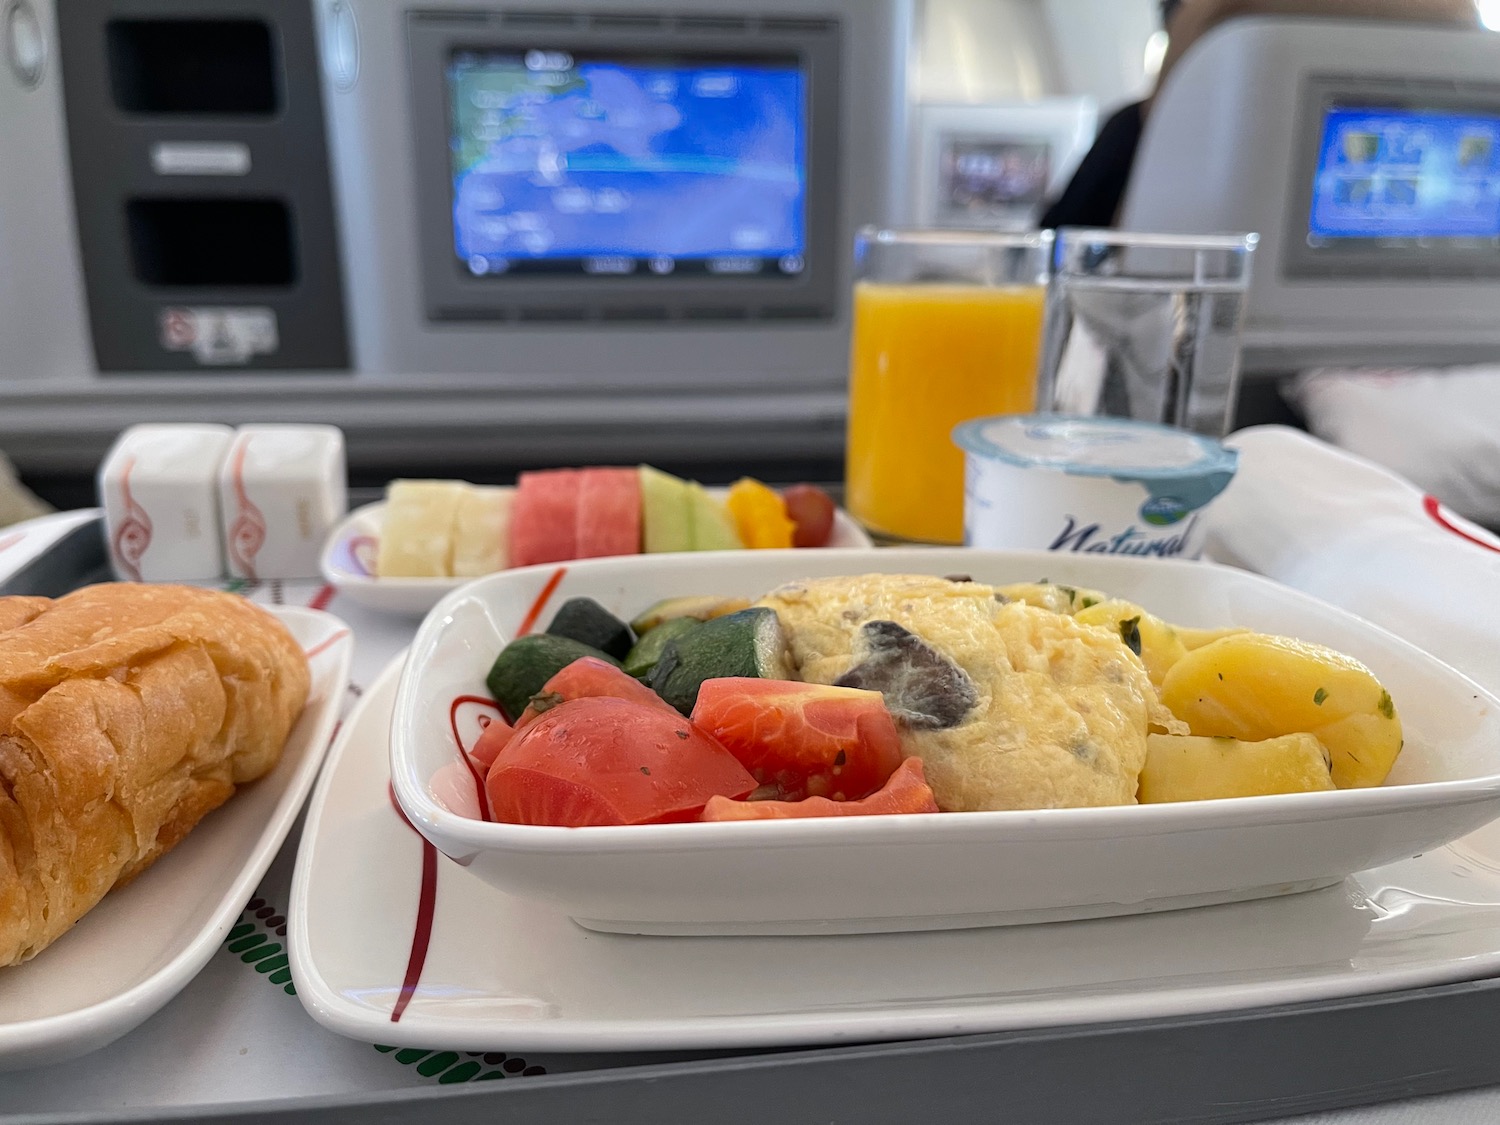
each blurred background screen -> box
[1308,105,1500,243]
[447,49,808,277]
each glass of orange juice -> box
[845,227,1054,544]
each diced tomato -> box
[690,678,903,801]
[486,697,757,827]
[513,656,675,733]
[469,713,516,771]
[702,757,939,821]
[782,484,837,548]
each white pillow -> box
[1285,366,1500,528]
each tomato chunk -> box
[701,758,939,821]
[469,713,516,771]
[690,678,903,801]
[782,484,837,548]
[513,656,675,733]
[486,697,757,827]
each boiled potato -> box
[1139,733,1335,803]
[1175,625,1250,651]
[1074,599,1188,687]
[1159,633,1403,789]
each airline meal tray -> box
[3,515,1500,1125]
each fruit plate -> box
[301,654,1500,1053]
[319,494,874,617]
[0,607,353,1070]
[389,548,1500,937]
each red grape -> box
[783,484,837,548]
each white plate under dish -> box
[299,657,1500,1052]
[389,549,1500,937]
[319,494,874,616]
[0,607,353,1071]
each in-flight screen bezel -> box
[1285,75,1500,280]
[409,12,840,323]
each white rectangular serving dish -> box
[389,549,1500,937]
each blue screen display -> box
[1309,106,1500,243]
[447,51,806,278]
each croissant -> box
[0,584,310,966]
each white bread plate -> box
[320,492,873,617]
[389,548,1500,937]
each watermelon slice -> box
[576,468,642,558]
[510,469,581,567]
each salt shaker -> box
[219,425,347,580]
[97,424,234,581]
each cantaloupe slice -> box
[639,465,693,553]
[685,482,743,551]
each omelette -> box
[757,574,1180,812]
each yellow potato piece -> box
[1175,625,1250,651]
[1074,599,1189,688]
[1139,733,1335,803]
[1159,633,1403,789]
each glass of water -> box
[1035,230,1258,438]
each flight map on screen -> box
[1308,106,1500,243]
[447,50,807,278]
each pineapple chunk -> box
[1074,599,1189,687]
[1139,733,1336,803]
[377,479,464,577]
[1159,633,1403,789]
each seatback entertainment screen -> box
[1308,105,1500,244]
[447,49,807,278]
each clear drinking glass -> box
[1035,230,1258,438]
[844,227,1054,545]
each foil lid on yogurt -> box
[953,415,1237,478]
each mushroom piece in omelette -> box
[756,574,1182,812]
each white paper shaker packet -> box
[97,424,234,581]
[219,425,347,580]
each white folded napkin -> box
[1205,425,1500,695]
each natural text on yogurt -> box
[1048,515,1200,557]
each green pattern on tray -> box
[225,898,547,1082]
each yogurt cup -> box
[953,415,1238,560]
